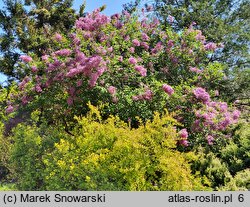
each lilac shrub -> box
[191,92,241,145]
[8,8,240,147]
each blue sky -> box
[77,0,133,15]
[0,0,133,84]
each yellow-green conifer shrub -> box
[43,104,208,190]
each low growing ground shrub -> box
[42,104,208,190]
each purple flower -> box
[31,66,38,73]
[193,87,210,104]
[75,52,86,62]
[189,67,202,73]
[162,84,174,96]
[128,57,137,65]
[234,100,240,104]
[96,46,107,55]
[129,47,135,53]
[111,13,121,19]
[132,39,140,47]
[232,110,241,120]
[19,76,30,90]
[107,47,113,53]
[142,89,153,100]
[179,139,189,147]
[192,119,202,132]
[134,65,147,76]
[219,102,228,112]
[54,33,62,42]
[118,56,123,62]
[179,128,188,139]
[35,85,42,93]
[207,101,217,108]
[68,87,76,96]
[97,67,106,76]
[42,55,49,61]
[195,30,205,43]
[146,5,153,12]
[192,21,197,26]
[6,105,14,114]
[214,90,219,96]
[151,42,163,54]
[108,86,116,95]
[55,49,71,57]
[220,114,232,129]
[21,95,30,105]
[85,56,103,70]
[152,18,160,27]
[167,40,174,48]
[132,95,139,101]
[188,49,193,54]
[88,73,99,87]
[141,33,149,41]
[66,68,81,78]
[20,55,32,63]
[67,97,74,106]
[206,135,214,145]
[123,10,131,18]
[168,15,174,23]
[77,80,83,87]
[75,11,110,31]
[204,42,217,51]
[70,33,80,45]
[141,42,149,50]
[124,35,130,41]
[112,96,118,103]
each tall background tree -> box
[0,0,84,81]
[151,0,250,106]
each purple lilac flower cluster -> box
[192,87,241,144]
[162,84,174,96]
[204,42,217,51]
[193,87,210,104]
[132,88,153,101]
[20,55,32,63]
[75,9,110,31]
[178,129,189,147]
